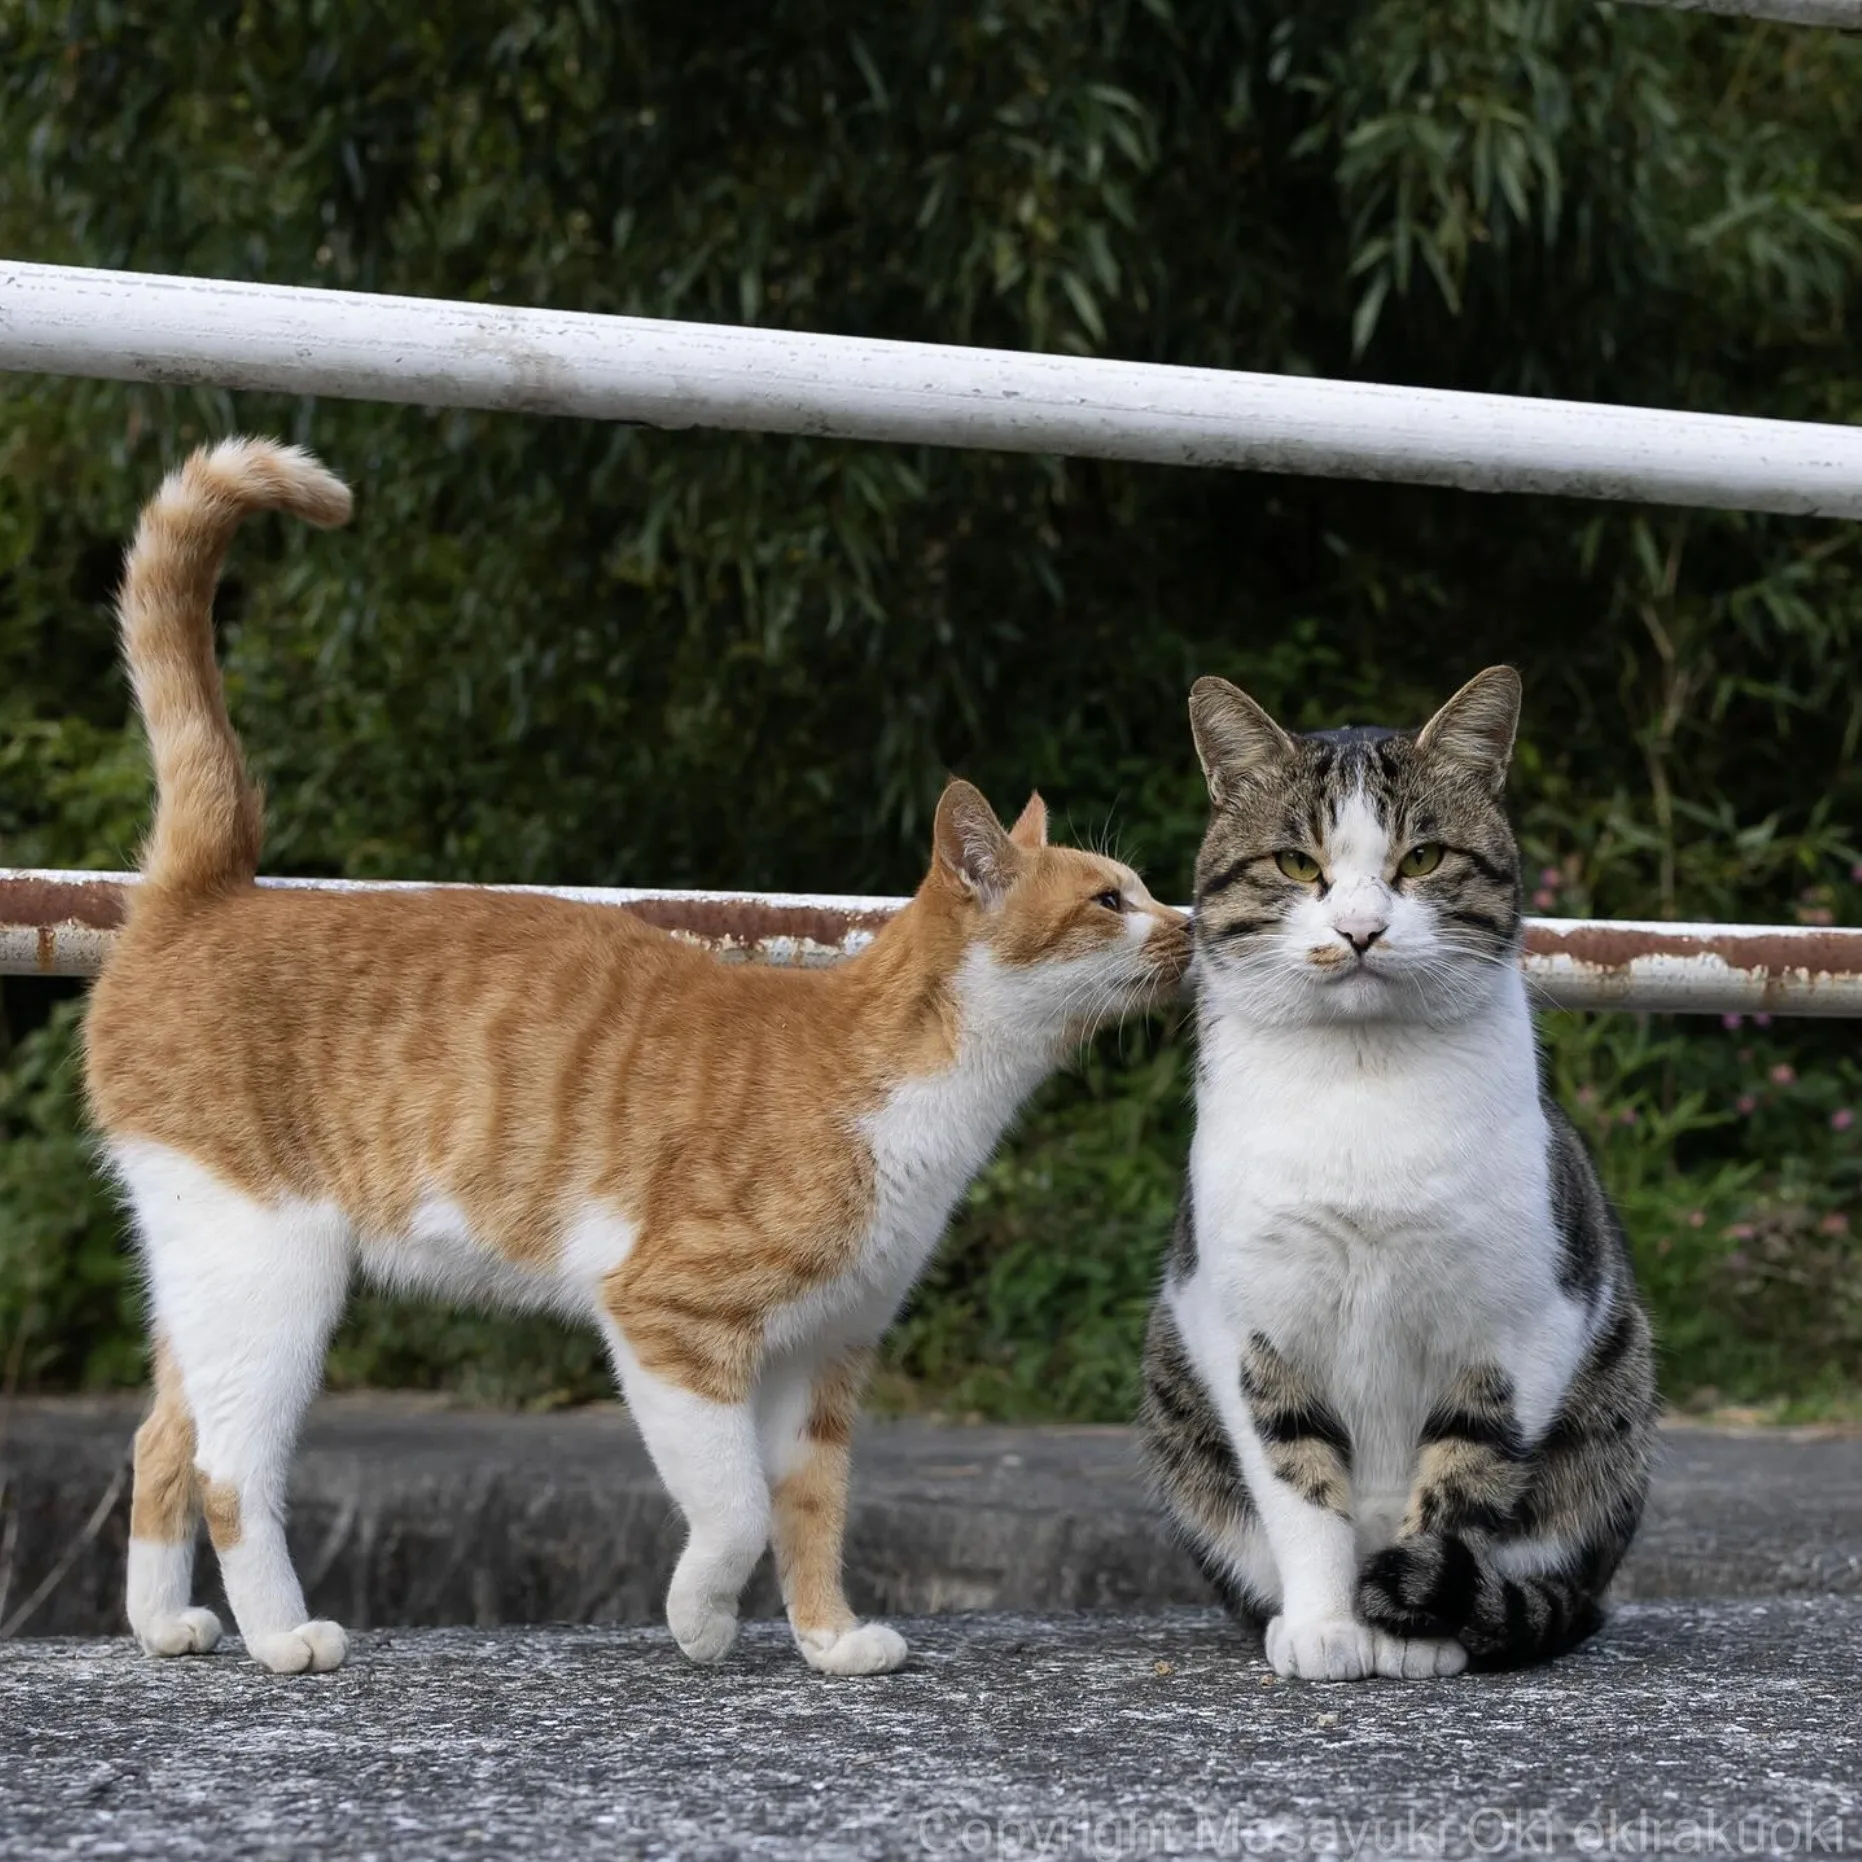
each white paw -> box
[667,1593,740,1665]
[135,1607,223,1659]
[247,1619,349,1675]
[1371,1630,1469,1679]
[1265,1615,1378,1682]
[797,1621,910,1677]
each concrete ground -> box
[4,1603,1857,1860]
[5,1399,1860,1634]
[4,1403,1860,1857]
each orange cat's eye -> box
[1094,889,1123,912]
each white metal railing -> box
[1625,0,1860,22]
[1,260,1858,1017]
[4,262,1862,518]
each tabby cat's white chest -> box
[1189,987,1567,1405]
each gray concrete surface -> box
[4,1602,1857,1859]
[3,1398,1859,1637]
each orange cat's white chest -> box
[767,1069,1029,1357]
[765,970,1055,1353]
[867,978,1061,1258]
[862,1061,1024,1257]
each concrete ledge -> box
[4,1603,1858,1860]
[2,1397,1858,1638]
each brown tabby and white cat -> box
[1140,672,1656,1679]
[86,438,1191,1677]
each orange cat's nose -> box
[1150,905,1194,978]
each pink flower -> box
[1532,888,1557,910]
[1728,1223,1756,1241]
[1851,862,1862,884]
[1540,867,1561,888]
[1818,1212,1850,1236]
[1754,1013,1773,1028]
[1687,1210,1706,1229]
[1576,1086,1597,1107]
[1737,1095,1758,1115]
[1770,1063,1796,1086]
[1618,1106,1639,1126]
[1721,1014,1743,1031]
[1833,1109,1855,1133]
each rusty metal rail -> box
[4,869,1859,1016]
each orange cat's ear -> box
[1007,792,1048,851]
[934,779,1022,905]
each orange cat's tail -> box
[117,438,352,898]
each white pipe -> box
[5,870,1860,1016]
[3,261,1862,517]
[1620,0,1861,24]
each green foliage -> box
[0,1001,144,1388]
[0,0,1857,1416]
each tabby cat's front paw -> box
[1265,1614,1377,1682]
[1371,1629,1468,1679]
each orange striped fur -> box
[88,438,1190,1677]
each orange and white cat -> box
[85,439,1191,1678]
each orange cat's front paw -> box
[667,1593,740,1665]
[246,1620,348,1675]
[796,1621,909,1677]
[135,1606,223,1659]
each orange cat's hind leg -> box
[126,1337,222,1657]
[761,1348,908,1677]
[117,1141,352,1675]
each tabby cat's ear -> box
[1007,792,1048,851]
[1188,677,1295,806]
[934,779,1022,905]
[1416,666,1522,793]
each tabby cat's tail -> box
[117,438,352,897]
[1356,1530,1622,1672]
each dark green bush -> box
[1,0,1857,1417]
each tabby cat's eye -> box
[1275,849,1322,883]
[1094,889,1123,912]
[1398,842,1445,878]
